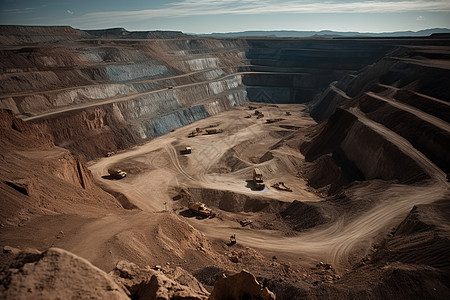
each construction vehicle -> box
[205,128,223,134]
[253,168,265,190]
[188,131,198,137]
[108,168,127,179]
[265,118,284,124]
[180,146,192,155]
[240,218,253,227]
[229,234,236,245]
[272,182,293,192]
[188,201,215,218]
[255,110,264,119]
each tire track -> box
[165,143,196,182]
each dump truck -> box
[240,218,253,227]
[108,168,127,179]
[188,201,215,218]
[188,131,198,137]
[266,118,284,124]
[205,128,223,134]
[180,146,192,155]
[253,168,265,190]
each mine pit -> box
[1,26,449,299]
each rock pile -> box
[210,269,276,300]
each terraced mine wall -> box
[0,26,415,159]
[306,38,450,190]
[243,39,395,104]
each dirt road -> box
[89,103,449,270]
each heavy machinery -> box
[255,110,264,119]
[253,168,265,190]
[240,218,253,227]
[265,118,284,124]
[188,201,215,218]
[108,168,127,179]
[180,146,192,155]
[272,181,293,192]
[188,131,198,137]
[205,128,223,134]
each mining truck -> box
[180,146,192,155]
[253,168,265,190]
[205,128,223,134]
[188,131,198,137]
[108,168,127,179]
[188,201,215,218]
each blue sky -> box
[1,0,449,33]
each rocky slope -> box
[0,26,399,160]
[1,26,450,299]
[305,41,450,194]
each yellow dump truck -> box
[188,201,215,218]
[205,128,223,134]
[253,168,265,190]
[108,168,127,179]
[180,146,192,154]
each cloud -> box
[67,0,450,27]
[416,15,425,21]
[1,7,35,14]
[67,10,74,15]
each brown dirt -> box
[1,28,450,299]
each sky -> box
[1,0,450,34]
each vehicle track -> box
[89,104,449,270]
[22,70,305,121]
[165,143,196,182]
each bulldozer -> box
[253,168,265,190]
[188,201,215,218]
[272,181,292,192]
[108,168,127,179]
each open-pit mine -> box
[1,26,449,299]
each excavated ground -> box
[1,27,450,299]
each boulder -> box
[0,248,130,300]
[109,260,209,300]
[136,273,208,300]
[210,269,275,300]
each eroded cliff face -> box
[0,26,397,159]
[304,40,450,193]
[0,109,122,226]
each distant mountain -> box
[197,28,450,38]
[85,27,192,39]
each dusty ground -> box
[88,102,449,276]
[1,28,450,298]
[2,100,449,299]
